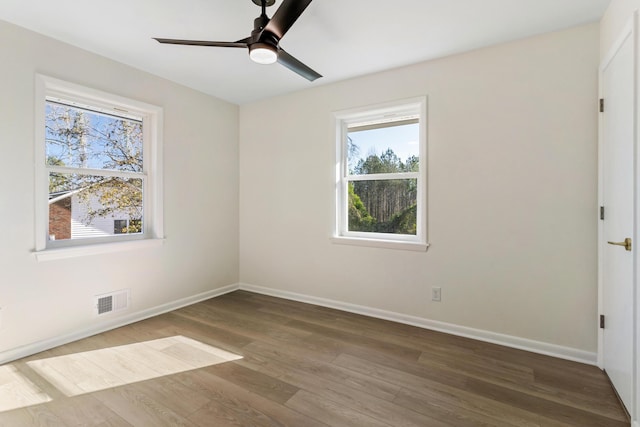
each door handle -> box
[607,238,632,251]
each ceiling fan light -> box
[249,43,278,64]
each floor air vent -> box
[95,289,130,315]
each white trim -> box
[598,12,639,423]
[602,19,636,70]
[34,75,48,252]
[47,165,144,179]
[33,238,165,262]
[597,13,635,370]
[0,284,240,365]
[34,74,164,253]
[239,283,597,365]
[597,49,605,370]
[330,236,428,251]
[0,281,597,367]
[635,11,640,424]
[347,172,419,181]
[332,96,428,249]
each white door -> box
[601,23,635,413]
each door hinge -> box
[600,206,605,220]
[599,98,604,113]
[600,314,605,329]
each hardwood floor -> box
[0,291,629,426]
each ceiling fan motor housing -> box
[249,15,279,64]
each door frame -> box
[597,11,639,423]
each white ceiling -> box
[0,0,610,105]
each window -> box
[114,219,142,235]
[35,75,163,257]
[333,97,428,251]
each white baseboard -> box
[239,283,597,365]
[0,283,240,365]
[2,282,597,367]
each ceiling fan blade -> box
[154,38,247,48]
[277,48,321,81]
[263,0,313,39]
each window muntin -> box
[35,75,163,253]
[334,98,427,249]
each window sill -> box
[331,236,429,252]
[33,238,165,262]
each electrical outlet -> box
[431,287,442,302]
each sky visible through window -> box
[348,122,419,173]
[45,101,143,173]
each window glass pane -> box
[45,101,143,173]
[348,179,417,235]
[114,219,127,234]
[48,173,143,241]
[347,121,419,175]
[114,219,142,235]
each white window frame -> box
[332,97,428,251]
[34,75,164,261]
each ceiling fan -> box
[154,0,321,81]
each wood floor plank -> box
[245,332,345,364]
[0,365,53,412]
[176,369,329,427]
[160,311,253,351]
[46,393,132,426]
[239,351,453,427]
[285,318,423,362]
[0,290,628,426]
[205,362,300,405]
[187,398,264,427]
[417,346,536,384]
[27,353,124,396]
[339,336,625,421]
[241,340,402,402]
[92,385,198,427]
[532,363,622,397]
[131,375,211,419]
[334,352,545,426]
[393,386,531,427]
[173,304,312,347]
[415,350,625,420]
[285,389,394,427]
[0,404,67,427]
[463,377,629,427]
[9,361,68,402]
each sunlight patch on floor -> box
[27,335,242,397]
[0,365,53,412]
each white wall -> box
[0,19,239,359]
[601,0,640,58]
[240,24,600,354]
[600,1,640,424]
[0,15,603,365]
